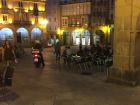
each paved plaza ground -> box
[0,48,140,105]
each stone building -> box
[60,0,91,45]
[108,0,140,85]
[59,0,115,45]
[0,0,47,45]
[46,0,60,45]
[91,0,115,45]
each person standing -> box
[79,42,82,51]
[2,40,16,66]
[54,42,61,62]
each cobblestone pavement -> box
[0,48,140,105]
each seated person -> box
[77,49,84,56]
[66,46,72,56]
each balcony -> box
[0,7,13,14]
[13,20,31,26]
[68,23,84,27]
[22,0,46,3]
[60,0,91,5]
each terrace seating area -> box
[61,44,113,74]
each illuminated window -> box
[3,15,7,21]
[18,1,23,8]
[62,17,68,27]
[31,28,42,40]
[33,3,38,16]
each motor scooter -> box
[32,49,41,68]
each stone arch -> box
[0,25,16,32]
[16,27,29,44]
[17,27,29,37]
[0,28,14,41]
[94,29,105,44]
[31,27,42,40]
[0,25,17,44]
[72,30,81,45]
[82,30,90,45]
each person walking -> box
[2,40,16,66]
[79,42,82,51]
[54,42,61,62]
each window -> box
[49,18,51,22]
[3,15,7,21]
[49,26,51,31]
[62,17,68,27]
[54,26,56,30]
[82,18,85,24]
[33,3,38,16]
[54,18,56,22]
[18,1,23,8]
[1,0,7,6]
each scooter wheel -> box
[35,63,40,68]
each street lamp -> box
[56,28,64,44]
[57,28,64,36]
[40,19,49,26]
[39,19,49,41]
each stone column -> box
[108,0,140,85]
[67,31,72,46]
[13,32,17,45]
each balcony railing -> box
[0,7,13,14]
[13,20,31,26]
[22,0,46,3]
[60,0,91,5]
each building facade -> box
[91,0,115,45]
[108,0,140,85]
[60,0,91,45]
[59,0,115,45]
[46,0,60,45]
[0,0,47,45]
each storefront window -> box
[31,28,42,40]
[82,37,85,45]
[0,28,13,40]
[72,29,90,45]
[82,30,90,45]
[17,28,29,38]
[76,37,80,45]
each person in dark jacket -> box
[33,40,45,67]
[79,42,82,51]
[54,42,61,62]
[2,40,16,66]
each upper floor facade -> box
[60,0,115,28]
[91,0,115,25]
[60,0,91,28]
[46,0,60,33]
[0,0,46,26]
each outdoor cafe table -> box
[71,55,81,62]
